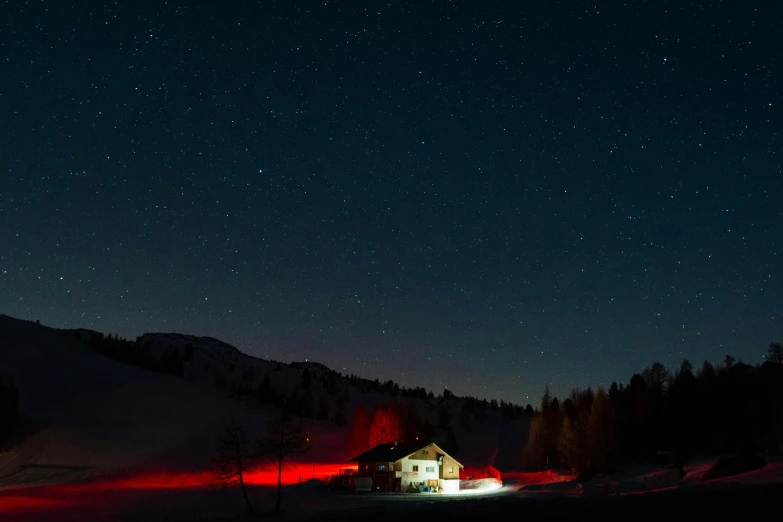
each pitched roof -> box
[349,441,464,468]
[350,442,421,463]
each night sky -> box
[1,1,781,403]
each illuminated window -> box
[426,466,435,473]
[378,464,387,471]
[422,450,429,454]
[448,467,453,473]
[412,465,419,472]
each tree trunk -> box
[239,468,253,514]
[237,443,253,514]
[275,426,284,513]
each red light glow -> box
[368,404,403,447]
[463,465,502,482]
[0,496,69,513]
[0,462,357,518]
[502,469,576,487]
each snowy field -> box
[3,456,783,521]
[513,455,783,498]
[0,477,508,521]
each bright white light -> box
[446,480,503,496]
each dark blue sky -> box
[1,1,781,403]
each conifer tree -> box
[349,404,370,452]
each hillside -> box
[0,315,530,488]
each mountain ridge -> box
[0,314,530,488]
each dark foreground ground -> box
[6,481,782,521]
[243,483,783,522]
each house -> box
[349,441,463,493]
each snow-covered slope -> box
[0,315,528,488]
[0,316,277,486]
[134,331,316,403]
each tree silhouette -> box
[526,414,549,470]
[586,387,612,475]
[437,405,451,430]
[403,401,423,441]
[369,404,403,446]
[301,368,312,390]
[459,407,473,432]
[349,404,370,452]
[257,412,310,513]
[679,359,694,376]
[420,419,436,442]
[556,415,578,470]
[643,362,668,391]
[700,360,716,381]
[333,392,348,425]
[475,400,487,424]
[528,346,783,472]
[670,359,698,462]
[543,396,563,468]
[446,428,459,455]
[211,416,256,514]
[768,342,783,364]
[541,384,551,412]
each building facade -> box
[350,441,463,493]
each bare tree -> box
[257,412,310,513]
[211,416,256,514]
